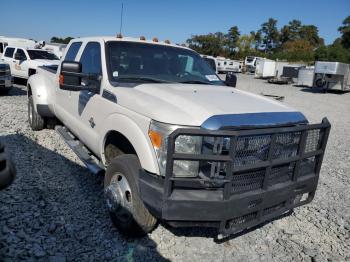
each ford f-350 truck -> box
[2,46,60,80]
[27,36,330,238]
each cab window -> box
[64,42,82,61]
[79,42,102,75]
[15,49,27,61]
[4,47,15,58]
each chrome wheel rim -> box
[105,173,133,222]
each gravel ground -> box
[0,76,349,262]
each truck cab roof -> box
[69,36,191,51]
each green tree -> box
[280,20,302,44]
[250,31,262,50]
[259,18,280,52]
[272,39,314,62]
[50,36,74,44]
[338,16,350,50]
[299,25,324,47]
[186,32,229,57]
[226,26,240,51]
[315,39,350,63]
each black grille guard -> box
[160,118,331,235]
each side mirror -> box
[225,73,237,87]
[59,61,100,92]
[60,61,82,90]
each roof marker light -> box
[116,34,123,39]
[152,37,159,42]
[140,36,146,40]
[164,40,171,44]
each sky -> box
[1,0,349,45]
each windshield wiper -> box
[180,80,213,85]
[117,76,172,83]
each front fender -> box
[100,113,159,175]
[27,74,55,117]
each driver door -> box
[13,48,29,78]
[69,41,103,153]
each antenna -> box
[119,3,124,35]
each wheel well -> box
[104,131,137,165]
[28,68,36,77]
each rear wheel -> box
[28,96,45,130]
[104,154,157,237]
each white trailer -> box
[216,57,227,73]
[314,61,350,91]
[255,59,276,78]
[42,43,67,58]
[245,56,263,73]
[297,67,315,87]
[0,37,37,56]
[225,59,241,73]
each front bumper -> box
[140,118,331,236]
[0,75,13,89]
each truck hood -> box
[115,83,305,127]
[32,59,60,66]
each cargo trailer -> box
[314,61,350,91]
[297,67,315,87]
[255,59,276,78]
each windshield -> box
[106,41,223,85]
[246,57,254,62]
[203,57,216,71]
[27,50,59,60]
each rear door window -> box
[4,47,15,58]
[79,42,102,74]
[64,42,82,61]
[15,49,27,60]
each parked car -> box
[27,36,330,238]
[2,46,60,79]
[0,62,13,93]
[0,142,15,190]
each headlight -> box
[148,120,202,177]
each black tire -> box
[0,89,10,95]
[315,78,326,88]
[104,154,157,237]
[28,96,45,131]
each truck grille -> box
[0,71,7,77]
[200,129,322,194]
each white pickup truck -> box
[2,46,60,79]
[27,36,330,238]
[0,62,13,93]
